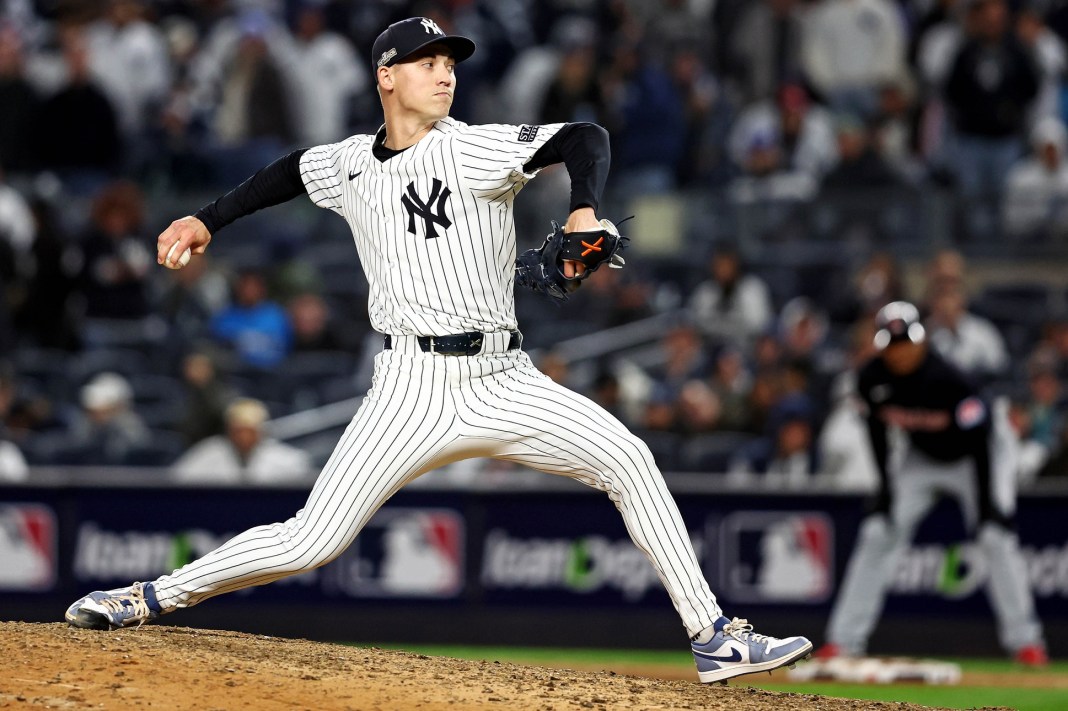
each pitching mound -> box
[0,622,967,710]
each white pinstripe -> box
[152,117,723,637]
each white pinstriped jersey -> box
[299,116,565,336]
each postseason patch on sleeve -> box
[517,124,539,143]
[955,396,987,429]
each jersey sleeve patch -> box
[517,125,539,143]
[955,396,987,430]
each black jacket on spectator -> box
[0,77,39,173]
[944,36,1040,138]
[33,84,121,172]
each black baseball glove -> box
[514,218,629,302]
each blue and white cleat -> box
[692,617,812,683]
[65,582,161,631]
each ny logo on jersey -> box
[421,18,444,35]
[401,178,452,239]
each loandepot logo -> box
[890,542,1068,599]
[481,530,704,600]
[73,522,234,581]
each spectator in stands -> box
[1010,348,1066,484]
[670,45,727,187]
[567,264,653,330]
[709,346,753,432]
[178,350,233,446]
[210,269,292,370]
[13,197,81,350]
[604,41,686,195]
[537,29,604,126]
[590,368,632,428]
[744,368,782,435]
[829,252,906,325]
[689,245,774,347]
[778,297,835,372]
[1040,318,1068,379]
[821,113,904,190]
[1003,116,1068,238]
[729,84,838,183]
[647,322,709,396]
[85,0,171,167]
[943,0,1039,207]
[69,372,150,463]
[727,0,805,105]
[1016,5,1066,126]
[0,364,28,481]
[288,292,350,353]
[729,393,818,487]
[0,162,34,256]
[800,0,908,118]
[1039,420,1068,479]
[31,27,121,189]
[171,397,311,484]
[818,319,880,491]
[289,0,364,145]
[926,283,1009,378]
[0,23,39,174]
[77,181,153,321]
[676,380,723,435]
[208,9,295,182]
[153,250,230,345]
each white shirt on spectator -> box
[801,0,906,95]
[0,184,35,253]
[1003,157,1068,236]
[928,312,1009,377]
[291,31,365,145]
[728,101,838,179]
[172,436,312,485]
[0,441,29,482]
[689,275,774,344]
[85,18,171,134]
[818,374,879,492]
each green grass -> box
[349,644,1068,711]
[751,682,1065,711]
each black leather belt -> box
[383,330,522,356]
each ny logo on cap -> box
[420,18,444,35]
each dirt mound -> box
[0,622,969,710]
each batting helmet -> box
[873,300,926,350]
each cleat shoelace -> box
[722,618,770,646]
[97,583,151,627]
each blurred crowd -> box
[0,0,1066,486]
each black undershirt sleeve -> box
[523,122,610,213]
[194,148,309,235]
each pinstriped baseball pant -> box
[153,339,723,637]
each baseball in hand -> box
[165,243,192,269]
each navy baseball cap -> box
[873,300,926,350]
[371,17,475,72]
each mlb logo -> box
[719,511,832,603]
[324,508,464,598]
[0,504,57,591]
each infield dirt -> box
[0,621,1002,710]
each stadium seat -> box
[680,431,758,474]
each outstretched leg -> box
[453,353,811,682]
[66,351,459,629]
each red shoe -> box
[1015,644,1049,667]
[813,643,842,659]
